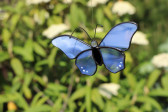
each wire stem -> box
[93,24,104,39]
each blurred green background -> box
[1,0,168,112]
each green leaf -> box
[33,74,46,86]
[0,93,28,109]
[75,0,86,5]
[23,86,32,99]
[116,95,131,110]
[59,61,67,67]
[96,8,104,24]
[69,4,79,29]
[36,96,49,106]
[79,104,86,112]
[35,60,48,71]
[85,85,91,112]
[161,74,168,90]
[13,46,25,56]
[22,73,33,99]
[110,72,120,83]
[125,52,133,63]
[53,3,67,14]
[22,16,34,29]
[91,88,104,110]
[45,83,67,96]
[96,73,108,82]
[10,58,24,77]
[31,92,43,107]
[104,101,118,112]
[147,69,161,89]
[33,42,46,57]
[104,3,113,20]
[2,28,11,44]
[51,97,62,112]
[47,16,62,25]
[137,96,162,111]
[149,89,168,97]
[78,8,86,25]
[0,93,18,103]
[48,48,57,68]
[15,1,25,13]
[15,93,29,110]
[68,101,76,111]
[25,105,52,112]
[126,73,137,90]
[103,18,111,31]
[93,108,98,112]
[35,9,48,25]
[0,103,3,112]
[124,52,133,73]
[24,73,33,87]
[24,39,34,61]
[70,87,86,101]
[134,79,145,94]
[12,77,22,91]
[0,51,10,62]
[13,39,34,62]
[10,14,20,32]
[130,106,142,112]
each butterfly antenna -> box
[93,24,103,39]
[70,27,92,41]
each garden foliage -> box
[0,0,168,112]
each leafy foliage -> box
[0,0,168,112]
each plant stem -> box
[60,66,76,112]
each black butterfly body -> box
[91,46,103,66]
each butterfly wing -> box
[100,48,125,73]
[99,22,138,51]
[76,50,97,76]
[52,35,91,59]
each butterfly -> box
[52,22,138,76]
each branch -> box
[60,66,76,112]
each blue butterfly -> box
[52,22,138,76]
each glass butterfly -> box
[52,22,138,76]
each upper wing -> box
[99,22,138,51]
[52,35,91,59]
[100,47,125,73]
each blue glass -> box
[52,35,91,59]
[76,50,97,76]
[100,48,125,73]
[99,22,137,51]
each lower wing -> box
[100,47,125,73]
[75,50,97,76]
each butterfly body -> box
[52,22,138,76]
[91,46,103,66]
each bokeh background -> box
[1,0,168,112]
